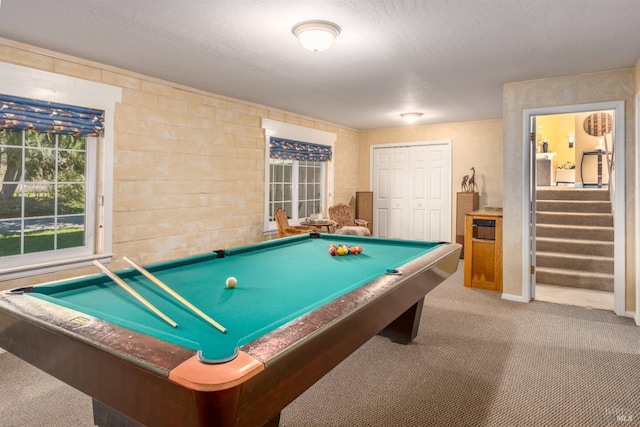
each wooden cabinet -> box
[355,191,373,233]
[464,209,503,292]
[456,192,479,258]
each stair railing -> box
[603,132,614,206]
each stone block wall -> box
[0,38,359,287]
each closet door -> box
[373,146,410,239]
[389,148,410,239]
[409,146,429,239]
[372,142,451,241]
[420,144,451,241]
[372,148,391,237]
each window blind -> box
[269,137,332,162]
[0,94,104,136]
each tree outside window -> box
[0,129,89,257]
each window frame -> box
[261,119,336,234]
[268,158,326,223]
[0,62,121,280]
[1,131,97,261]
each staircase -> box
[535,188,614,292]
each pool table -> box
[0,233,460,427]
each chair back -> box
[328,203,356,229]
[274,208,290,237]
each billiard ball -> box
[226,276,237,288]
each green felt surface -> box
[30,234,442,363]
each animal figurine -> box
[467,167,476,192]
[461,175,469,192]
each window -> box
[0,130,96,258]
[268,158,325,222]
[261,119,336,233]
[0,62,121,280]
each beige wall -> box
[358,120,504,242]
[503,69,636,311]
[0,38,360,289]
[635,58,640,321]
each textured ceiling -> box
[0,0,639,130]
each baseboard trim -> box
[502,293,530,303]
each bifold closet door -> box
[372,144,451,241]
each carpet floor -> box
[1,261,639,426]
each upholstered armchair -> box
[328,203,371,236]
[274,208,317,238]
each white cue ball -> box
[225,276,237,289]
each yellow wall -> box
[503,69,636,311]
[358,119,504,242]
[536,113,576,173]
[0,38,360,289]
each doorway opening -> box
[525,102,625,316]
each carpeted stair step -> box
[536,237,613,257]
[536,224,613,241]
[535,188,615,293]
[536,251,613,274]
[536,200,611,213]
[536,188,609,201]
[536,267,614,292]
[536,211,613,227]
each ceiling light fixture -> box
[292,20,341,52]
[400,112,423,124]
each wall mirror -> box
[583,112,613,137]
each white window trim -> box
[0,61,122,280]
[261,118,336,234]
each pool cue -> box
[122,256,227,334]
[92,260,178,328]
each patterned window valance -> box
[0,94,104,136]
[270,137,332,162]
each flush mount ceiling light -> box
[400,112,423,124]
[292,20,341,52]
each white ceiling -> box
[0,0,639,130]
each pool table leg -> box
[378,297,424,345]
[93,399,141,427]
[264,412,281,426]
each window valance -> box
[0,94,104,136]
[270,137,332,162]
